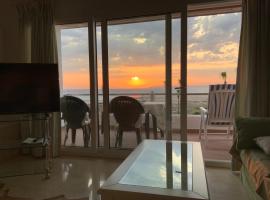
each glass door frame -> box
[61,6,188,157]
[59,0,242,165]
[90,8,188,152]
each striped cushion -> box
[210,122,233,125]
[207,84,236,126]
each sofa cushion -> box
[236,117,270,150]
[241,150,270,192]
[241,149,270,169]
[255,136,270,155]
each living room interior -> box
[0,0,269,200]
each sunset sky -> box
[61,13,241,90]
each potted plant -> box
[221,72,227,84]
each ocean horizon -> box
[62,85,209,95]
[62,85,209,114]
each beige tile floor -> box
[206,167,249,200]
[0,157,249,200]
[62,128,233,161]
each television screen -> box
[0,63,60,114]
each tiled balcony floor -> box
[61,127,233,161]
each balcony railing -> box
[62,92,209,115]
[61,92,233,161]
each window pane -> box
[187,13,241,161]
[96,26,104,147]
[108,20,165,149]
[172,17,181,140]
[60,26,91,148]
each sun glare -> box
[128,76,145,87]
[131,76,140,81]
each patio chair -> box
[199,84,236,144]
[60,96,91,147]
[110,96,145,147]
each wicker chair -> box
[60,96,90,147]
[110,96,145,147]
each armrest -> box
[199,107,208,115]
[83,112,91,125]
[147,111,156,118]
[199,107,208,128]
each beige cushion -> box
[255,136,270,155]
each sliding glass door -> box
[96,13,187,150]
[56,0,242,165]
[58,7,189,155]
[107,19,166,149]
[58,25,92,148]
[186,2,241,161]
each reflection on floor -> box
[0,155,44,178]
[0,158,249,200]
[0,158,120,200]
[62,128,233,161]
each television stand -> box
[0,113,53,179]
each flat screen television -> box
[0,63,60,114]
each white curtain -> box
[235,0,270,117]
[17,0,60,156]
[17,4,32,141]
[232,0,270,170]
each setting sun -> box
[61,13,240,90]
[128,76,145,88]
[131,76,140,81]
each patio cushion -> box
[236,117,270,150]
[241,149,270,198]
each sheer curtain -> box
[232,0,270,170]
[17,4,32,142]
[17,0,60,156]
[236,0,270,117]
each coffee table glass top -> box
[119,140,193,190]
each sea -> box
[62,85,209,114]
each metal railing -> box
[62,92,209,115]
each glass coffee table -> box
[98,140,209,200]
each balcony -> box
[61,92,233,161]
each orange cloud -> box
[107,65,165,89]
[63,62,236,89]
[63,72,90,89]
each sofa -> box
[236,117,270,200]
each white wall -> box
[54,0,241,23]
[0,0,91,61]
[54,0,90,24]
[53,0,184,24]
[0,1,25,158]
[0,1,20,62]
[91,0,185,21]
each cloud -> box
[192,16,207,39]
[187,13,241,64]
[61,27,89,60]
[106,20,165,66]
[61,36,79,48]
[79,68,87,72]
[133,36,147,44]
[111,54,121,61]
[159,46,164,56]
[218,42,239,56]
[61,13,241,88]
